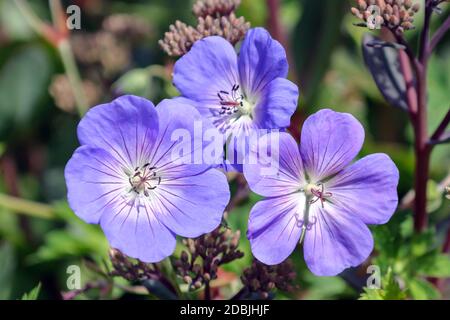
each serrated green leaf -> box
[21,283,41,300]
[360,268,406,300]
[383,270,407,300]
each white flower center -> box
[128,163,161,197]
[303,182,332,208]
[217,84,254,118]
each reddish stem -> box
[412,2,435,232]
[428,15,450,56]
[413,63,430,232]
[444,229,450,254]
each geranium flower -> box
[65,95,230,262]
[173,27,299,169]
[244,109,399,276]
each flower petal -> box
[303,204,374,276]
[238,28,288,96]
[244,132,304,197]
[253,78,299,129]
[151,98,224,176]
[65,145,128,224]
[173,36,238,110]
[300,109,364,181]
[154,169,229,238]
[326,153,399,225]
[77,95,159,168]
[100,200,176,263]
[248,193,305,265]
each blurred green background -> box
[0,0,448,300]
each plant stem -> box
[0,193,56,219]
[419,1,433,62]
[413,63,430,232]
[411,1,436,232]
[58,39,89,116]
[48,0,88,116]
[15,0,88,116]
[428,15,450,55]
[430,109,450,144]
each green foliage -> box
[0,242,16,299]
[292,0,347,104]
[113,65,176,101]
[0,45,53,139]
[28,202,108,264]
[360,269,406,300]
[371,212,448,299]
[21,282,41,300]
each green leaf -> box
[0,242,16,299]
[112,65,173,101]
[410,229,435,258]
[0,0,34,40]
[292,0,347,104]
[408,278,440,300]
[0,45,52,138]
[21,283,41,300]
[426,180,443,213]
[416,254,450,278]
[113,68,153,98]
[359,268,406,300]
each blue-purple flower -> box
[65,95,230,262]
[244,109,399,276]
[173,27,299,169]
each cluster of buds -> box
[173,227,244,290]
[193,0,241,18]
[240,260,297,299]
[351,0,420,33]
[109,248,161,282]
[159,0,250,56]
